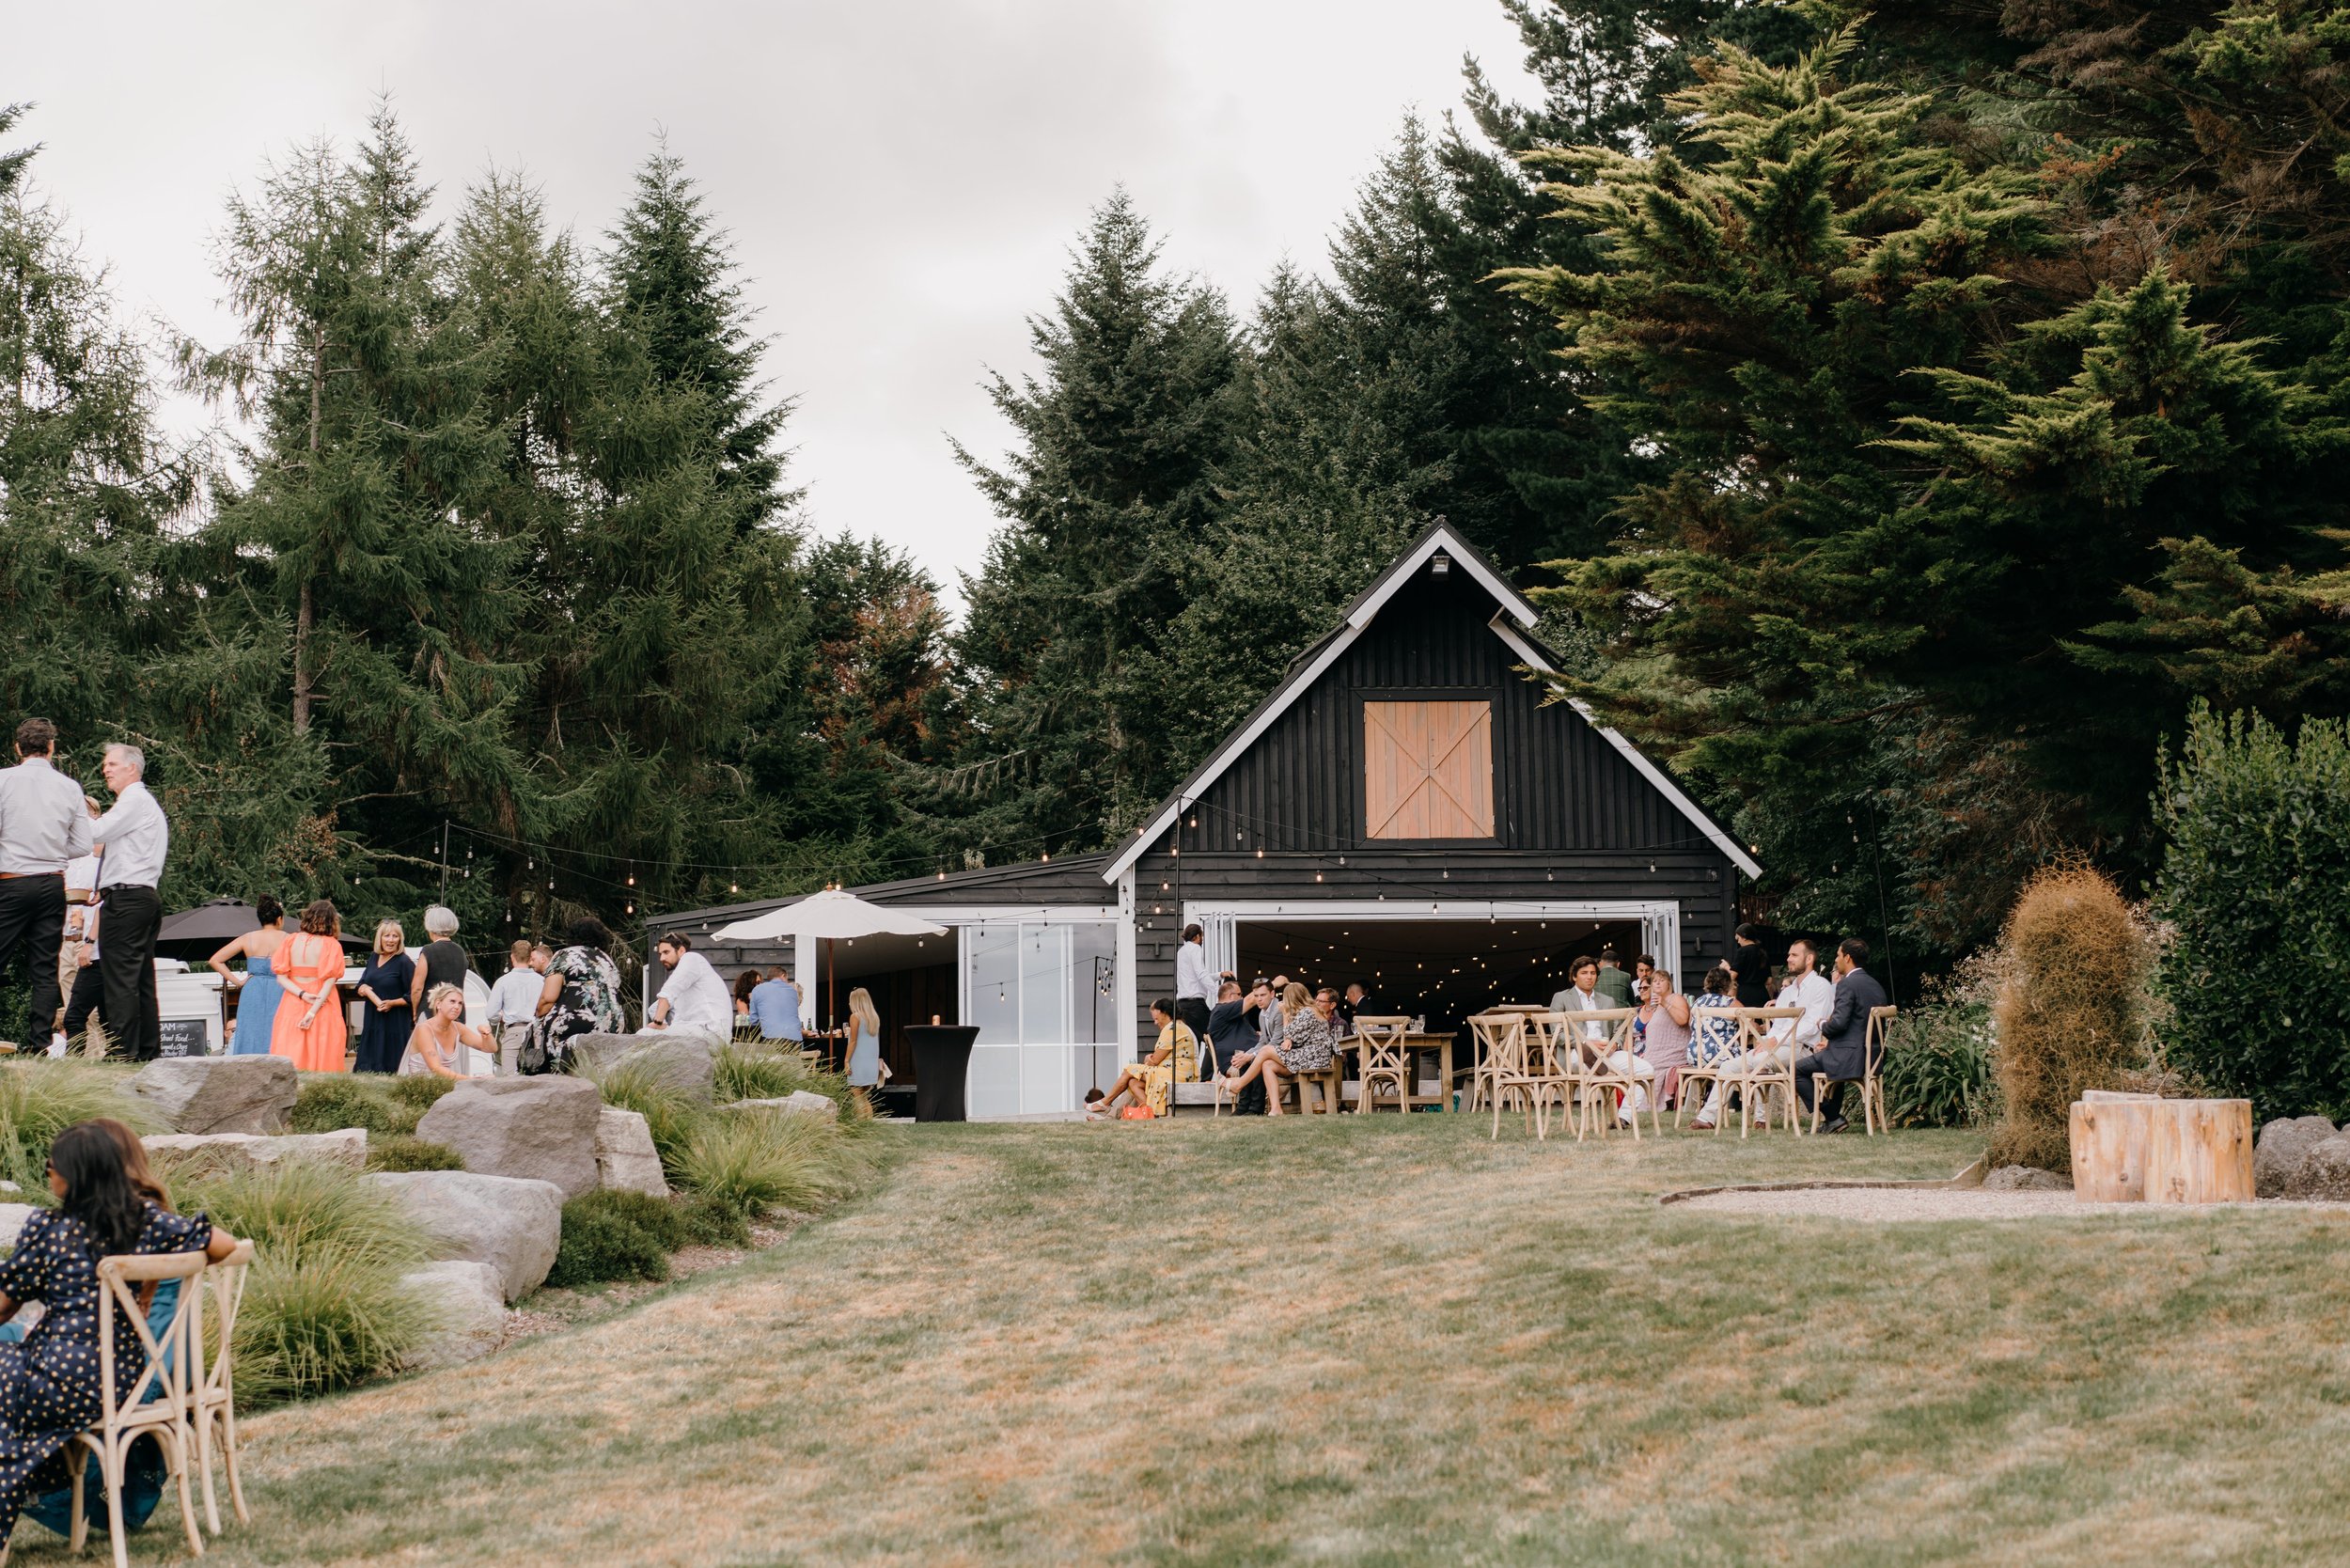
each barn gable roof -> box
[1101,520,1760,882]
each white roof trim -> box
[1488,618,1762,880]
[1355,524,1537,631]
[1102,620,1366,883]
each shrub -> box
[2154,705,2350,1120]
[681,1109,863,1218]
[545,1192,672,1288]
[366,1136,466,1173]
[579,1059,705,1175]
[1987,864,2153,1170]
[384,1074,459,1112]
[290,1075,419,1137]
[176,1159,435,1404]
[0,1061,157,1194]
[1880,1000,1993,1129]
[569,1187,692,1250]
[678,1193,751,1247]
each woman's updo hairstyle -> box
[255,894,284,928]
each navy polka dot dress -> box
[0,1202,211,1543]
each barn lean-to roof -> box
[1100,519,1761,883]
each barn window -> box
[1363,699,1495,839]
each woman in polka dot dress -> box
[0,1121,242,1549]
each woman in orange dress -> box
[271,899,350,1072]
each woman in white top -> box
[402,983,494,1078]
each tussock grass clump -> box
[176,1158,435,1403]
[1988,863,2154,1170]
[684,1108,865,1218]
[366,1136,466,1173]
[0,1060,157,1194]
[290,1074,420,1137]
[384,1074,459,1112]
[713,1045,874,1129]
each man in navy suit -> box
[1794,937,1888,1133]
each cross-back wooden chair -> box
[67,1250,211,1568]
[191,1238,256,1536]
[1673,1006,1739,1135]
[1809,1005,1896,1137]
[1466,1011,1520,1115]
[1351,1016,1415,1114]
[1727,1007,1807,1137]
[1519,1012,1594,1140]
[1566,1009,1650,1139]
[1474,1012,1541,1138]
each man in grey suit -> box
[1794,937,1888,1133]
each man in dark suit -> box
[1794,937,1888,1133]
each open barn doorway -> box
[1232,915,1650,1033]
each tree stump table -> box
[2069,1091,2254,1203]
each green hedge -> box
[2154,706,2350,1120]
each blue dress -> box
[0,1203,212,1544]
[227,948,285,1055]
[847,1019,881,1088]
[352,952,416,1074]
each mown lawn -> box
[67,1114,2350,1566]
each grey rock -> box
[593,1105,668,1197]
[723,1090,838,1120]
[145,1128,368,1172]
[2284,1132,2350,1201]
[1982,1164,2072,1192]
[367,1170,563,1302]
[398,1260,509,1372]
[415,1077,602,1198]
[121,1055,299,1134]
[2254,1115,2337,1199]
[0,1204,36,1248]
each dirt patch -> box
[1672,1186,2350,1221]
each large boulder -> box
[723,1090,838,1121]
[397,1260,509,1372]
[122,1055,299,1134]
[367,1171,563,1302]
[415,1077,602,1198]
[1982,1165,2071,1192]
[2255,1115,2337,1198]
[145,1128,368,1173]
[572,1030,724,1104]
[2284,1133,2350,1202]
[594,1106,668,1197]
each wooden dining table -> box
[1339,1030,1460,1112]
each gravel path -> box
[1672,1186,2350,1221]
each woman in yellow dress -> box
[1085,997,1198,1119]
[271,899,351,1072]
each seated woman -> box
[1088,998,1199,1120]
[0,1121,243,1549]
[403,982,494,1078]
[1219,983,1336,1117]
[1639,969,1692,1109]
[1686,964,1747,1130]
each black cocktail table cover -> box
[905,1025,979,1122]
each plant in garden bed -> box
[1880,1000,1993,1130]
[290,1074,422,1137]
[0,1060,156,1196]
[367,1136,466,1173]
[681,1107,868,1218]
[577,1058,705,1175]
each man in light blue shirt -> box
[747,966,803,1042]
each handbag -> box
[1119,1104,1154,1121]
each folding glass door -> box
[961,918,1120,1118]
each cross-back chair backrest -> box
[1469,1011,1528,1077]
[94,1250,210,1427]
[1865,1005,1898,1073]
[1731,1006,1804,1055]
[195,1239,256,1412]
[1353,1016,1412,1077]
[1567,1006,1640,1058]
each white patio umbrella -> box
[711,888,947,1029]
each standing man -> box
[747,965,804,1043]
[1172,923,1214,1049]
[488,938,544,1074]
[0,719,94,1051]
[648,932,731,1043]
[1795,938,1888,1133]
[1728,924,1770,1009]
[1594,948,1636,1008]
[91,743,167,1060]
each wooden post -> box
[2070,1096,2253,1204]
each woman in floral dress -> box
[525,917,625,1074]
[0,1122,241,1547]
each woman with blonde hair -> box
[352,918,415,1074]
[403,983,493,1078]
[271,900,349,1072]
[844,986,884,1089]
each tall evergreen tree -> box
[946,192,1239,852]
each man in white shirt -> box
[90,743,168,1060]
[487,938,546,1074]
[1172,923,1215,1046]
[1548,954,1617,1053]
[0,718,96,1051]
[648,933,731,1042]
[1700,936,1836,1125]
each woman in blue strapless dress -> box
[207,894,290,1055]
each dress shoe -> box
[1818,1115,1850,1135]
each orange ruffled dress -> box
[270,932,350,1072]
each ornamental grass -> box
[0,1060,159,1195]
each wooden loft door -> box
[1364,699,1495,839]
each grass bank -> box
[109,1116,2350,1566]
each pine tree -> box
[946,192,1240,852]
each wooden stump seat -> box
[2069,1092,2253,1203]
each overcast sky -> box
[15,2,1538,605]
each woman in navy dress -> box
[0,1122,239,1546]
[352,919,416,1074]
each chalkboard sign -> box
[158,1018,212,1058]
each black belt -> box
[101,884,156,894]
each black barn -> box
[649,522,1756,1117]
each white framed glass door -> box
[958,916,1120,1118]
